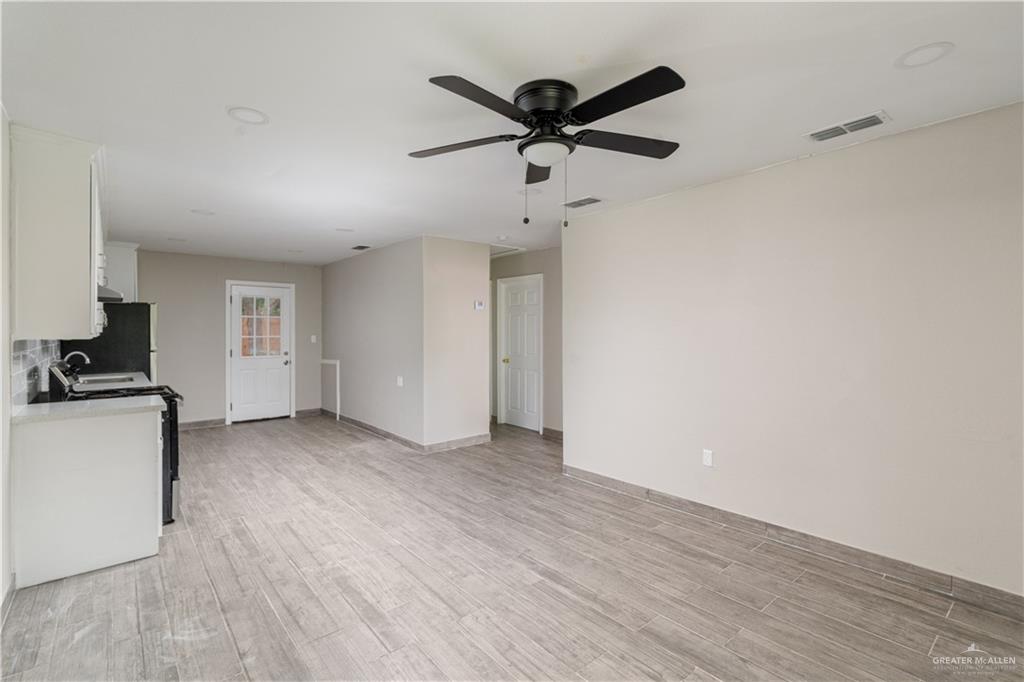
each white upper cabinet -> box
[11,125,106,340]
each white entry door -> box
[229,284,292,422]
[498,274,542,431]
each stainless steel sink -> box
[77,375,135,384]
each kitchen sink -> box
[77,375,135,384]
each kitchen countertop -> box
[12,394,165,425]
[72,371,153,392]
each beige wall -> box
[321,236,490,446]
[491,247,563,431]
[321,238,425,443]
[1,105,13,599]
[564,104,1023,595]
[423,237,490,444]
[137,251,322,423]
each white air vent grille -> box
[807,110,890,142]
[563,196,601,209]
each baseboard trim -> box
[179,418,225,431]
[295,408,321,418]
[563,464,1023,618]
[321,409,491,453]
[1,576,15,626]
[541,428,563,443]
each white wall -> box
[137,251,322,423]
[423,237,490,444]
[491,247,563,431]
[321,238,425,443]
[564,104,1023,595]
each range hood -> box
[98,283,124,302]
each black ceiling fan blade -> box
[574,130,679,159]
[526,163,550,184]
[429,76,529,122]
[409,134,518,158]
[565,66,685,126]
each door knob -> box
[284,360,290,366]
[502,357,510,364]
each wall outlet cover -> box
[396,375,404,387]
[702,449,714,467]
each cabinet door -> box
[10,126,101,340]
[90,159,105,335]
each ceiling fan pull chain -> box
[523,157,530,224]
[563,158,569,228]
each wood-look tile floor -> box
[2,416,1021,681]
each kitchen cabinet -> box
[104,241,139,302]
[11,125,106,340]
[11,401,164,587]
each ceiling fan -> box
[408,66,686,185]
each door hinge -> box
[230,402,233,411]
[229,348,233,357]
[230,295,233,304]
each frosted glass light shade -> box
[525,141,571,167]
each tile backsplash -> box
[12,339,60,405]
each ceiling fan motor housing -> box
[513,79,579,116]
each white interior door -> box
[499,275,542,432]
[230,284,291,422]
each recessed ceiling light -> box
[895,42,955,69]
[517,188,542,196]
[189,208,215,216]
[167,237,188,242]
[497,235,509,242]
[226,106,270,125]
[335,228,355,232]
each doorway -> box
[225,281,295,424]
[496,274,543,432]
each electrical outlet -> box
[702,449,714,467]
[396,375,404,388]
[310,334,317,344]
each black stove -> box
[68,385,183,525]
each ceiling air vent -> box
[807,110,890,142]
[809,126,847,142]
[352,245,371,251]
[563,196,601,209]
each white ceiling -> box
[3,2,1021,265]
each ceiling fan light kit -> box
[409,66,686,190]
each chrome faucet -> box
[63,351,92,366]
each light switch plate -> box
[311,335,317,344]
[474,300,485,311]
[702,449,714,467]
[396,375,404,387]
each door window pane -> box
[238,292,284,358]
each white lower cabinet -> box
[12,409,163,587]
